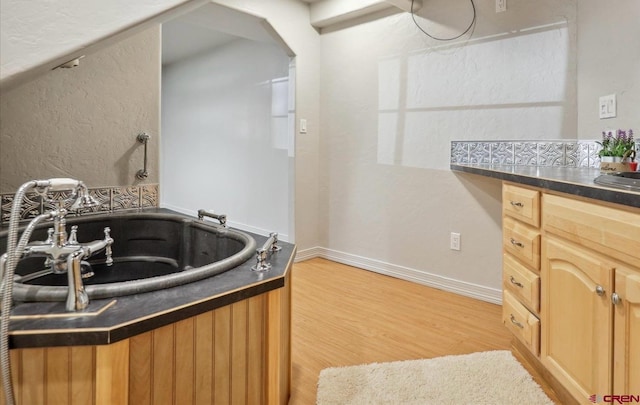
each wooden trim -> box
[266,271,291,405]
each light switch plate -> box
[599,94,616,119]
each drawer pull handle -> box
[611,293,621,305]
[509,276,524,288]
[510,314,524,329]
[510,201,524,208]
[510,238,524,248]
[595,285,605,296]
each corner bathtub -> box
[0,210,256,302]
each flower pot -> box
[600,156,623,163]
[600,157,635,173]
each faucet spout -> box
[66,251,89,311]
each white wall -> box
[211,0,322,251]
[161,39,292,239]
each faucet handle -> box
[68,225,79,245]
[45,228,54,244]
[104,227,114,266]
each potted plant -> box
[598,129,635,161]
[598,129,637,172]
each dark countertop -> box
[7,219,296,349]
[450,164,640,208]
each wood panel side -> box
[96,338,129,405]
[247,294,266,404]
[174,317,195,405]
[129,331,152,405]
[20,348,45,405]
[70,346,94,405]
[152,324,174,405]
[1,346,97,405]
[213,305,231,404]
[231,300,248,404]
[45,347,70,404]
[194,311,214,405]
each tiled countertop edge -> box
[450,164,640,209]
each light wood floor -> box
[288,258,560,404]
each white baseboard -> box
[295,247,502,305]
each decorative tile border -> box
[449,140,628,168]
[0,184,159,226]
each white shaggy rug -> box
[316,350,554,405]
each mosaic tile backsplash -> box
[0,184,159,225]
[449,140,629,168]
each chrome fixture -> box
[1,178,115,405]
[197,209,227,227]
[251,232,281,272]
[136,132,150,180]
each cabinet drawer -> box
[543,193,640,266]
[503,253,540,313]
[503,184,540,228]
[503,290,540,356]
[503,217,541,270]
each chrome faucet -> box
[20,207,114,311]
[0,178,114,312]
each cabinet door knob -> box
[509,276,524,288]
[611,293,622,305]
[510,201,524,207]
[595,285,605,296]
[510,314,524,329]
[510,238,524,248]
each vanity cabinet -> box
[542,193,640,402]
[502,183,640,404]
[501,183,541,356]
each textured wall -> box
[0,27,160,193]
[318,0,579,292]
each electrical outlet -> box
[450,232,461,251]
[496,0,507,13]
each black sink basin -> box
[594,171,640,191]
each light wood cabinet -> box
[501,183,542,357]
[613,267,640,395]
[502,182,640,405]
[541,235,614,401]
[503,183,540,227]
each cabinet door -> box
[541,236,613,402]
[613,267,640,395]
